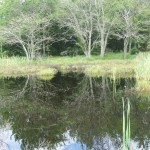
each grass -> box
[0,57,28,66]
[0,53,137,77]
[133,53,150,94]
[37,68,57,80]
[135,53,150,80]
[0,52,150,86]
[136,80,150,93]
[38,68,57,76]
[84,62,134,78]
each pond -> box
[0,72,149,150]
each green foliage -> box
[130,47,139,55]
[147,40,150,50]
[0,0,150,58]
[0,51,8,58]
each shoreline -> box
[0,57,135,77]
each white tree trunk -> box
[22,44,30,60]
[129,37,132,53]
[124,37,129,59]
[100,33,106,57]
[87,31,92,57]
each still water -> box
[0,72,149,150]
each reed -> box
[122,98,131,150]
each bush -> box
[0,51,8,58]
[130,48,139,55]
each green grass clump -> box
[37,68,57,80]
[37,75,55,81]
[136,80,150,93]
[84,66,108,77]
[135,53,150,80]
[84,63,134,78]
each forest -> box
[0,0,150,59]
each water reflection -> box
[0,72,149,150]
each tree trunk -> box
[43,44,46,57]
[100,29,107,58]
[22,44,29,60]
[43,26,46,57]
[30,33,35,59]
[0,42,2,57]
[129,38,132,53]
[87,51,91,57]
[87,31,92,58]
[31,50,36,59]
[85,50,91,57]
[124,37,129,59]
[100,37,105,58]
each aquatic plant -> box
[122,98,131,150]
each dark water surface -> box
[0,72,149,150]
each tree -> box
[0,33,7,57]
[60,0,98,57]
[115,0,149,58]
[0,0,58,60]
[0,0,150,58]
[0,0,60,59]
[94,0,118,57]
[61,0,118,58]
[0,14,53,60]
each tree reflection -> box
[65,75,150,149]
[0,73,149,149]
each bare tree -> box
[60,0,98,57]
[0,13,53,60]
[115,0,149,58]
[94,0,117,57]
